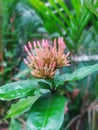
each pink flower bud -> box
[34,41,37,48]
[28,41,32,49]
[23,37,70,78]
[24,45,29,53]
[23,58,28,65]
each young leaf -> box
[26,94,67,130]
[38,79,53,89]
[7,94,41,118]
[55,63,98,87]
[0,80,39,100]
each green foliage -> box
[1,0,44,83]
[2,0,15,27]
[38,79,53,89]
[0,62,98,129]
[26,94,67,130]
[0,80,38,100]
[9,118,22,130]
[1,0,98,129]
[54,63,98,87]
[81,26,98,54]
[6,94,41,118]
[84,0,98,17]
[29,0,97,51]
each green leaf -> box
[7,94,41,118]
[26,94,67,130]
[9,118,22,130]
[38,79,53,89]
[85,0,98,17]
[55,63,98,87]
[0,80,39,100]
[58,0,74,19]
[49,0,69,26]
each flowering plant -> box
[23,37,70,78]
[0,37,98,130]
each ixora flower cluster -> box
[23,37,70,78]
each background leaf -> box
[9,118,22,130]
[84,0,98,17]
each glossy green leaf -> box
[55,63,98,87]
[0,80,39,100]
[26,94,67,130]
[7,94,41,118]
[9,118,22,130]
